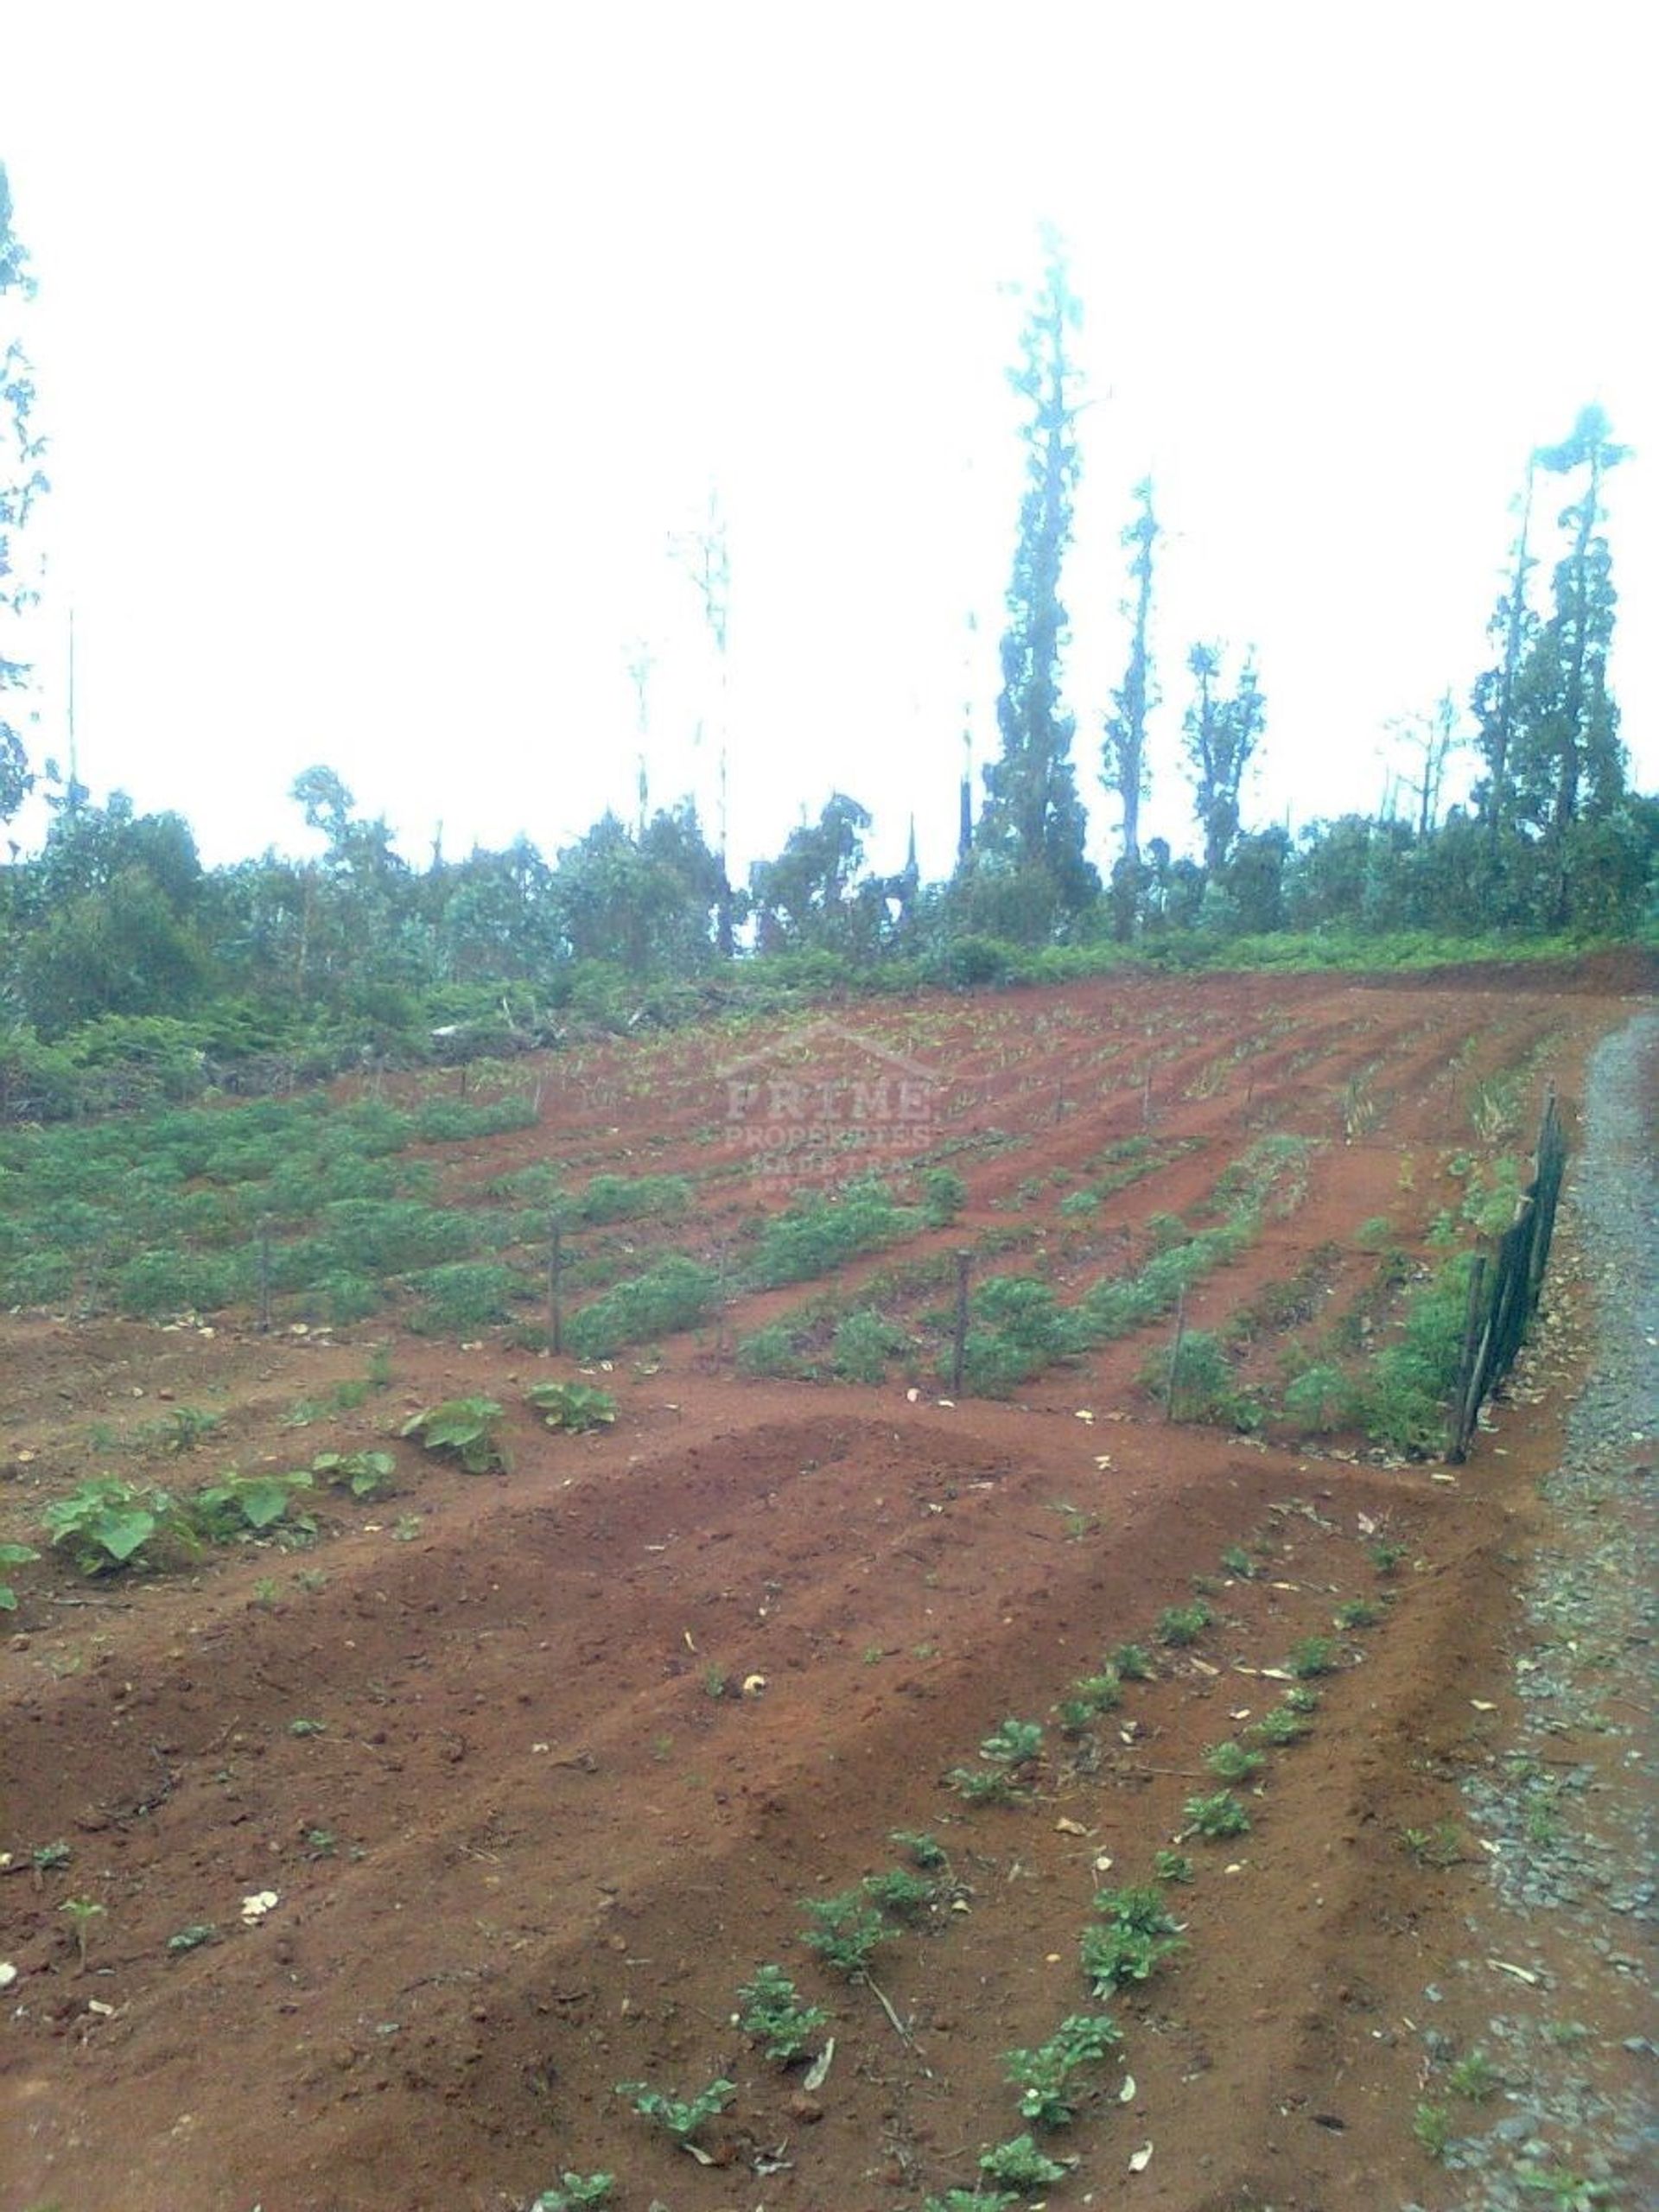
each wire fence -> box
[1448,1093,1568,1462]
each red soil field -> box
[2,957,1652,2212]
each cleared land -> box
[1,955,1651,2212]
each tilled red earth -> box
[1,958,1651,2212]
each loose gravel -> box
[1404,1007,1657,2211]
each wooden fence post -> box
[950,1249,972,1395]
[1165,1287,1188,1422]
[546,1223,563,1355]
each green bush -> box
[565,1255,720,1358]
[409,1262,528,1334]
[920,1167,967,1227]
[831,1308,908,1383]
[116,1249,245,1319]
[750,1179,918,1288]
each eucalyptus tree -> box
[1,163,48,823]
[977,229,1097,919]
[1182,643,1265,876]
[1102,477,1159,934]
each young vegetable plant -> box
[41,1478,198,1575]
[979,2133,1069,2189]
[798,1892,890,1979]
[59,1896,105,1971]
[1082,1885,1186,1990]
[192,1468,315,1538]
[1287,1634,1339,1678]
[1004,2012,1122,2126]
[735,1964,827,2063]
[862,1866,940,1923]
[310,1449,397,1500]
[530,2177,614,2212]
[1156,1601,1212,1647]
[525,1382,618,1433]
[613,2075,734,2143]
[889,1828,948,1869]
[1183,1789,1252,1840]
[399,1397,507,1473]
[0,1541,38,1611]
[1203,1738,1265,1784]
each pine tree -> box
[977,230,1098,918]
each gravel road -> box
[1407,1007,1657,2210]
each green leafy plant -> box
[979,2133,1068,2188]
[923,2192,1019,2212]
[735,1964,827,2063]
[1219,1544,1255,1579]
[1156,1600,1212,1647]
[1153,1848,1194,1884]
[1368,1537,1408,1575]
[192,1467,314,1538]
[1183,1789,1252,1840]
[310,1448,397,1500]
[1081,1886,1185,1990]
[920,1167,968,1226]
[399,1397,506,1473]
[798,1891,890,1978]
[167,1922,219,1955]
[1203,1739,1265,1784]
[862,1866,939,1923]
[613,2075,734,2143]
[1446,2047,1498,2102]
[59,1896,105,1971]
[1401,1820,1466,1867]
[1514,2163,1616,2207]
[566,1255,720,1358]
[1412,2100,1452,2160]
[1287,1634,1338,1678]
[529,2176,615,2212]
[525,1381,618,1432]
[889,1828,947,1869]
[0,1541,39,1611]
[980,1717,1045,1766]
[1111,1641,1154,1680]
[41,1478,198,1575]
[1004,2012,1122,2125]
[1333,1597,1383,1629]
[1249,1705,1311,1746]
[1283,1682,1320,1713]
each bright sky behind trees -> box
[1,0,1653,880]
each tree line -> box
[1,181,1654,1080]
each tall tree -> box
[1182,643,1265,876]
[1,163,48,824]
[977,230,1098,917]
[1471,456,1538,855]
[1510,406,1630,924]
[1102,477,1159,868]
[672,493,736,956]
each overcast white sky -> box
[2,1,1654,882]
